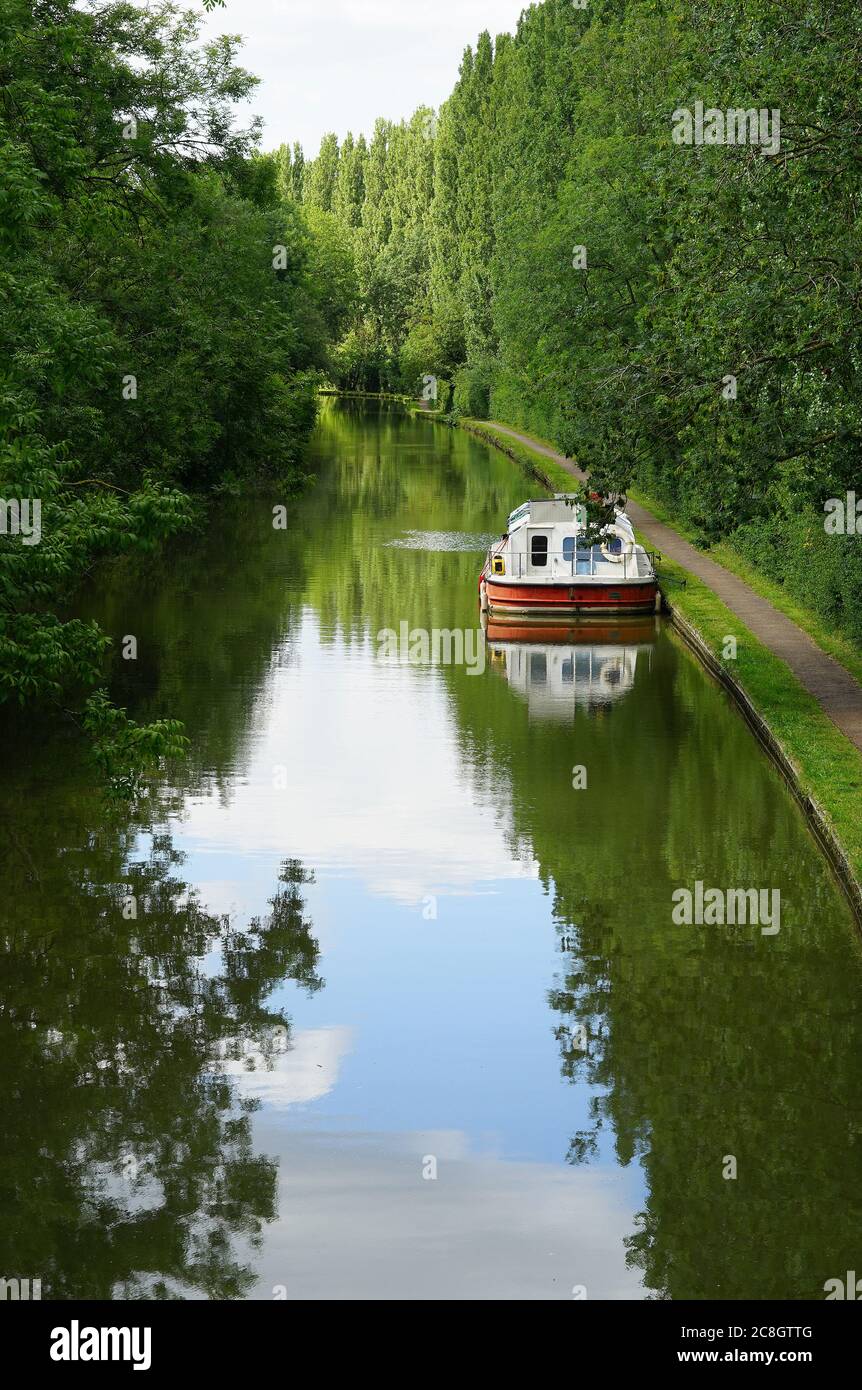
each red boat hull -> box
[485,617,659,644]
[482,576,658,619]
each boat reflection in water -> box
[483,615,658,722]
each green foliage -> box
[488,0,862,641]
[293,0,862,645]
[0,0,347,781]
[452,361,492,419]
[82,689,190,801]
[297,205,360,360]
[294,109,437,391]
[304,132,341,212]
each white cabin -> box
[488,494,653,584]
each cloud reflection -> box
[244,1126,644,1300]
[179,615,538,906]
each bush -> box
[732,507,862,647]
[452,361,493,418]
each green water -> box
[1,399,860,1301]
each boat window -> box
[530,534,548,567]
[562,536,575,562]
[561,658,573,683]
[575,652,591,682]
[529,653,547,684]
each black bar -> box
[4,1297,857,1374]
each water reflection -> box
[2,400,861,1302]
[485,618,657,722]
[0,741,321,1299]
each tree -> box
[0,0,350,771]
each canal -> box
[2,398,860,1299]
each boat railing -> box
[491,548,658,580]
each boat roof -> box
[507,496,633,535]
[507,496,582,527]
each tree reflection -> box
[547,888,862,1298]
[446,576,862,1300]
[0,759,320,1300]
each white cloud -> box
[197,0,528,154]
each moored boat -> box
[479,495,658,621]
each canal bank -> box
[451,415,862,925]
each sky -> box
[197,0,529,157]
